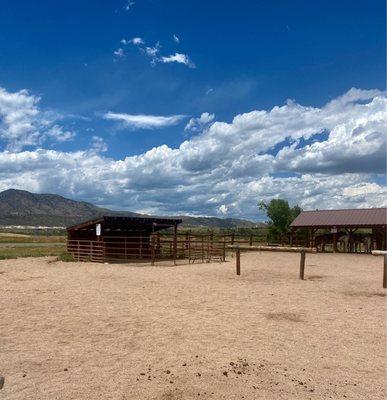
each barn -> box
[290,207,387,252]
[67,216,182,262]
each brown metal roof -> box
[290,208,387,228]
[67,216,182,231]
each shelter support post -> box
[290,227,294,246]
[333,231,338,253]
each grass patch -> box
[0,245,66,260]
[57,252,75,262]
[0,235,66,244]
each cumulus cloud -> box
[218,204,228,214]
[1,87,385,219]
[0,87,74,151]
[123,0,134,11]
[103,112,187,130]
[144,43,161,62]
[185,112,215,132]
[160,53,195,68]
[91,136,108,153]
[121,37,144,46]
[130,37,144,45]
[123,37,195,68]
[113,48,125,58]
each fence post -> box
[151,235,155,266]
[188,235,191,263]
[223,236,226,262]
[299,250,306,280]
[173,224,177,265]
[249,234,253,246]
[236,247,241,275]
[201,236,204,263]
[139,233,142,259]
[383,254,387,289]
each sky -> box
[0,0,385,221]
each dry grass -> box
[0,245,65,260]
[0,252,385,400]
[0,234,65,244]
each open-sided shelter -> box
[67,216,182,262]
[290,208,387,252]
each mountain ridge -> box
[0,189,260,229]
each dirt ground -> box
[0,252,385,400]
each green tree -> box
[259,199,302,243]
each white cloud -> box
[173,34,180,43]
[91,136,108,153]
[1,87,385,219]
[122,37,144,45]
[113,48,125,58]
[123,0,135,11]
[0,87,74,151]
[103,112,187,130]
[160,53,195,68]
[145,43,160,58]
[123,37,195,68]
[218,204,228,214]
[185,112,215,132]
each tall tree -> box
[259,199,302,242]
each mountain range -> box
[0,189,260,229]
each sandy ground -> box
[0,252,385,400]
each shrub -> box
[57,252,75,262]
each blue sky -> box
[0,0,385,220]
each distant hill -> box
[0,189,260,229]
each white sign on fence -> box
[96,223,101,236]
[331,227,337,233]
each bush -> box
[57,252,75,262]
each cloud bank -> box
[0,87,74,151]
[0,87,385,220]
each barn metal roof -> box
[67,215,182,231]
[290,208,387,228]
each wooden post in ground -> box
[202,235,204,263]
[173,223,177,265]
[371,251,387,289]
[249,234,253,246]
[222,236,226,262]
[188,234,191,264]
[236,247,241,275]
[139,231,143,259]
[299,250,306,280]
[151,235,155,266]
